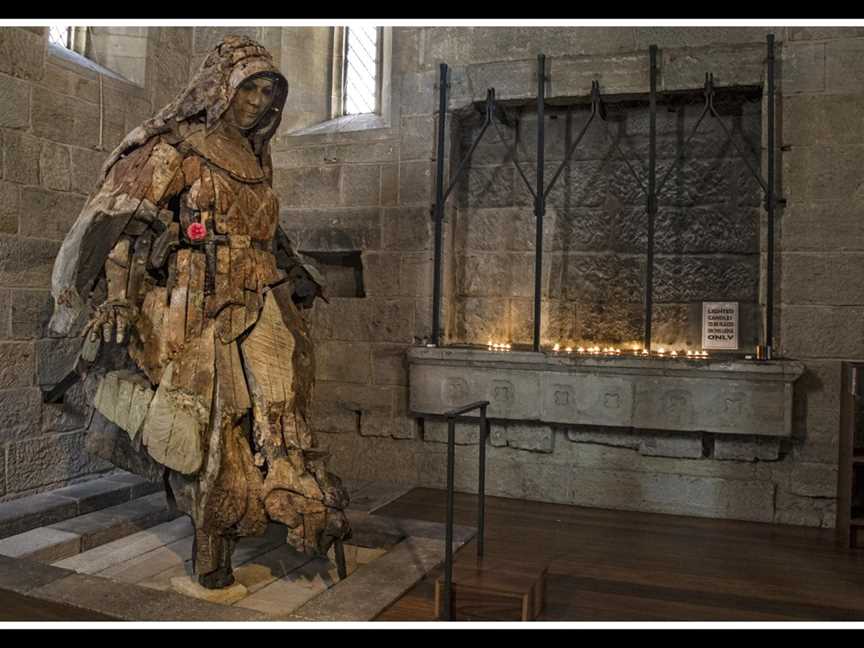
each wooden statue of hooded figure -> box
[47,36,351,589]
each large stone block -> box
[6,431,111,493]
[773,490,835,528]
[826,38,864,94]
[281,207,381,251]
[639,472,775,522]
[780,305,864,358]
[399,115,436,162]
[551,52,649,97]
[782,200,864,253]
[562,253,645,304]
[0,74,30,130]
[400,252,433,298]
[458,166,514,209]
[0,181,19,234]
[773,461,838,499]
[362,252,400,297]
[399,70,436,116]
[271,145,328,169]
[397,161,434,205]
[0,342,34,389]
[381,164,398,207]
[31,87,99,148]
[635,27,781,50]
[789,27,864,40]
[315,340,372,384]
[371,343,408,386]
[465,59,536,103]
[10,289,52,339]
[0,387,43,442]
[381,206,432,251]
[781,253,864,305]
[489,423,554,453]
[327,142,398,165]
[638,433,704,458]
[38,142,71,192]
[274,166,341,208]
[781,41,826,94]
[654,255,758,303]
[783,145,864,203]
[662,45,765,91]
[454,297,508,343]
[783,95,864,149]
[69,147,107,196]
[3,130,40,185]
[20,187,85,240]
[713,437,780,461]
[420,26,473,69]
[422,419,480,445]
[40,63,99,104]
[368,298,414,343]
[340,164,380,207]
[0,28,45,81]
[0,235,60,288]
[0,289,8,338]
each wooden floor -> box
[374,488,864,622]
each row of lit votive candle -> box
[487,341,512,351]
[550,343,709,358]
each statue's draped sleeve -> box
[50,136,185,337]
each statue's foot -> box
[197,565,235,589]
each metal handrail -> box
[441,399,490,621]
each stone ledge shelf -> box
[408,347,805,438]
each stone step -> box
[0,492,177,563]
[0,472,161,540]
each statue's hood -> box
[101,35,288,178]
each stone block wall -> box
[0,26,193,501]
[271,26,863,528]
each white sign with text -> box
[702,302,739,350]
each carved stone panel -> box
[408,348,803,438]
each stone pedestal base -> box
[170,575,248,605]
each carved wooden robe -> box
[49,36,349,584]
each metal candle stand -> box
[429,34,781,357]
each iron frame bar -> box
[431,63,448,346]
[441,400,490,621]
[533,55,547,352]
[645,45,658,351]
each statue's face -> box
[226,76,275,129]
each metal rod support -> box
[644,45,658,351]
[431,64,449,347]
[533,54,546,353]
[766,33,776,354]
[477,404,488,559]
[443,415,456,620]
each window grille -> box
[49,26,71,49]
[343,26,380,115]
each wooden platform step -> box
[0,493,178,563]
[435,556,548,621]
[0,472,161,540]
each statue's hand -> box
[84,299,138,345]
[287,266,327,309]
